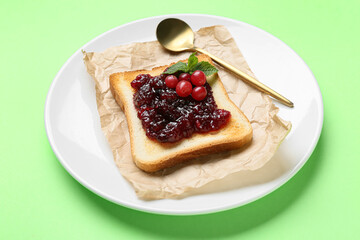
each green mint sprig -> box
[163,52,218,76]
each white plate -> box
[45,14,323,215]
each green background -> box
[1,0,359,239]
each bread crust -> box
[110,54,253,172]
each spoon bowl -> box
[156,18,195,52]
[156,18,294,107]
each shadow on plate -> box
[179,143,293,198]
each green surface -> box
[1,0,359,239]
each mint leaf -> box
[192,61,218,76]
[187,52,198,72]
[163,53,218,76]
[163,61,187,74]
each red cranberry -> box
[179,72,191,82]
[191,70,206,86]
[165,75,178,88]
[192,86,207,101]
[176,80,192,97]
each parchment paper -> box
[83,25,291,200]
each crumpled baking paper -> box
[83,25,291,200]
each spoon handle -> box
[194,47,294,108]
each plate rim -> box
[44,13,324,215]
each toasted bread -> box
[109,54,252,172]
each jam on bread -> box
[131,73,231,143]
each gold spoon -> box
[156,18,294,108]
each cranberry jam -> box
[131,74,231,143]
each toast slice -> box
[110,54,252,172]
